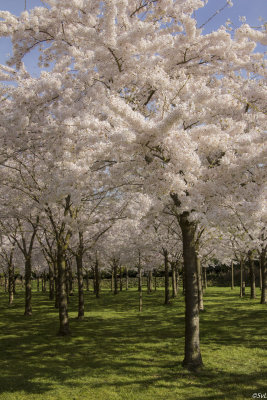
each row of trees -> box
[0,0,266,370]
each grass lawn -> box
[0,286,266,400]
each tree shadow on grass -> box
[0,289,266,398]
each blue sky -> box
[0,0,266,76]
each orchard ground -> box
[0,286,266,400]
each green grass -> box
[0,286,266,400]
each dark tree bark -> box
[203,267,207,290]
[24,257,32,316]
[54,260,59,308]
[85,271,90,291]
[8,261,14,306]
[147,270,153,294]
[179,212,203,370]
[196,254,204,311]
[37,276,40,292]
[248,251,256,299]
[57,245,70,335]
[4,273,8,292]
[113,260,118,295]
[240,259,244,298]
[175,264,179,294]
[48,262,55,300]
[76,231,85,319]
[163,249,170,305]
[94,256,100,298]
[111,267,114,292]
[76,253,84,320]
[125,267,129,290]
[154,273,157,291]
[260,249,266,304]
[231,260,234,290]
[138,252,142,312]
[119,266,123,291]
[42,273,47,292]
[171,262,177,298]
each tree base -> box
[182,358,204,372]
[57,328,71,336]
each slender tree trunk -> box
[54,260,59,308]
[114,261,118,295]
[203,267,207,289]
[196,254,204,311]
[240,259,244,298]
[175,265,179,294]
[76,253,84,320]
[8,262,14,306]
[37,276,40,292]
[86,271,89,291]
[179,213,203,370]
[182,267,185,296]
[95,258,100,298]
[13,276,16,295]
[111,267,114,292]
[68,262,74,296]
[126,267,129,290]
[57,246,70,335]
[231,261,234,290]
[259,264,262,291]
[49,262,55,300]
[154,273,157,291]
[42,273,47,292]
[171,262,177,298]
[24,257,32,316]
[138,262,142,312]
[260,249,266,304]
[248,251,256,299]
[4,273,7,292]
[164,249,170,305]
[119,266,123,291]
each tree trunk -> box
[86,271,89,291]
[49,262,55,300]
[54,260,59,308]
[76,253,84,320]
[37,276,40,292]
[114,262,118,295]
[196,254,204,311]
[68,262,74,296]
[139,264,142,312]
[8,262,14,306]
[164,249,170,305]
[260,249,266,304]
[171,262,177,298]
[231,261,234,290]
[111,268,114,292]
[179,213,203,370]
[4,273,7,292]
[259,264,262,291]
[182,267,185,296]
[95,258,100,298]
[240,259,244,298]
[126,267,129,290]
[154,274,157,291]
[42,273,47,292]
[176,265,179,294]
[248,251,256,299]
[57,247,70,335]
[119,266,123,291]
[24,257,32,316]
[203,267,207,289]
